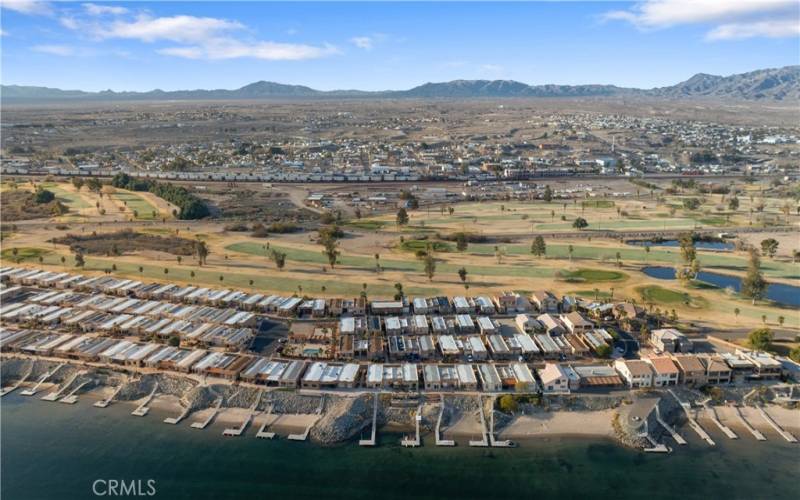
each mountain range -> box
[3,66,798,102]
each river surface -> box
[2,394,798,500]
[641,266,800,308]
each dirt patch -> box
[52,229,198,256]
[197,187,320,227]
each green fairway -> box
[346,220,387,230]
[400,239,453,253]
[558,268,627,283]
[636,285,708,309]
[46,185,91,209]
[112,191,159,220]
[1,247,50,262]
[569,289,614,300]
[534,218,705,231]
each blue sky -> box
[2,1,798,91]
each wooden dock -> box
[358,394,379,446]
[20,363,64,396]
[191,398,223,429]
[435,400,455,447]
[655,404,687,445]
[41,371,80,402]
[400,404,422,447]
[288,396,325,442]
[255,403,277,440]
[164,404,191,425]
[222,390,263,437]
[131,382,159,417]
[734,406,766,441]
[757,406,797,443]
[0,363,33,397]
[668,389,715,446]
[703,404,738,440]
[469,397,489,447]
[94,381,126,408]
[60,380,90,404]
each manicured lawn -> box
[346,220,386,231]
[558,268,627,283]
[636,285,708,309]
[112,191,159,220]
[1,247,50,262]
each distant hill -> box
[3,66,797,102]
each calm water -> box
[628,239,734,251]
[2,394,798,500]
[641,266,800,308]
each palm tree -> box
[734,308,740,322]
[568,245,574,263]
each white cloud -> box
[350,36,373,49]
[1,0,52,16]
[603,0,799,40]
[706,18,800,40]
[96,14,244,44]
[82,3,128,16]
[32,44,75,55]
[158,39,340,61]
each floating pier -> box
[94,381,126,408]
[435,400,455,447]
[131,382,159,417]
[41,372,80,402]
[734,406,766,441]
[401,404,422,447]
[288,395,325,442]
[222,391,263,437]
[60,380,90,404]
[469,397,489,447]
[756,406,797,443]
[703,404,738,440]
[191,398,223,429]
[488,397,514,447]
[0,364,33,397]
[358,393,379,446]
[668,389,715,446]
[20,363,64,396]
[256,403,277,439]
[655,403,687,445]
[164,404,191,425]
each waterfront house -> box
[614,359,654,388]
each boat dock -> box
[400,404,422,447]
[164,404,191,425]
[94,380,127,408]
[191,398,222,429]
[131,382,159,417]
[655,403,687,445]
[488,397,513,447]
[703,404,738,440]
[20,363,64,396]
[435,400,455,446]
[0,364,33,397]
[734,406,766,441]
[468,397,489,447]
[288,395,325,442]
[222,390,262,437]
[358,393,379,446]
[60,380,90,404]
[756,406,797,443]
[255,403,276,439]
[41,371,80,402]
[668,390,715,446]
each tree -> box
[34,188,55,204]
[727,196,739,211]
[789,346,800,363]
[168,335,180,347]
[448,206,454,216]
[530,235,546,258]
[568,244,574,263]
[644,244,651,263]
[734,308,740,322]
[690,258,701,280]
[497,394,518,413]
[396,207,409,226]
[682,198,702,210]
[678,233,696,264]
[270,250,287,271]
[741,248,766,304]
[778,316,785,328]
[72,177,85,191]
[455,232,469,252]
[747,327,773,352]
[194,240,209,266]
[458,267,468,284]
[760,238,779,259]
[321,235,340,269]
[572,217,588,230]
[543,185,553,203]
[74,251,85,268]
[423,254,436,281]
[595,343,612,358]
